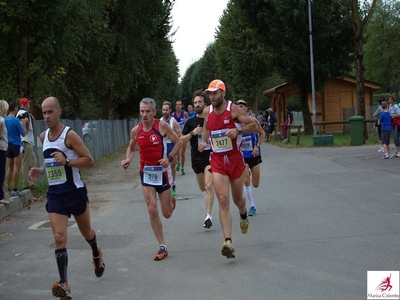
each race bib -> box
[198,134,211,150]
[143,165,163,185]
[45,157,67,186]
[240,135,253,151]
[211,129,232,153]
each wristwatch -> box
[65,158,70,166]
[190,131,194,137]
[168,155,173,162]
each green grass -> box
[268,132,381,148]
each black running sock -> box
[240,211,247,220]
[55,248,68,283]
[86,234,99,257]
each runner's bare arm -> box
[252,117,265,157]
[121,125,138,169]
[173,119,181,136]
[181,125,200,143]
[231,104,257,135]
[159,121,182,167]
[29,130,47,180]
[160,121,182,158]
[199,107,210,152]
[255,117,265,143]
[62,130,94,168]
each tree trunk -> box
[354,34,368,140]
[18,37,28,96]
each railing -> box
[313,119,376,135]
[287,124,303,145]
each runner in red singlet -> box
[199,79,257,259]
[122,98,182,261]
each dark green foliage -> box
[0,0,179,119]
[236,0,354,134]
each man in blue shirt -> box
[5,101,28,196]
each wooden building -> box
[263,76,380,132]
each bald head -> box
[42,96,60,109]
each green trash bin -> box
[349,116,364,146]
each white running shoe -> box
[377,147,385,153]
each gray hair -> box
[140,98,156,110]
[0,100,9,117]
[268,108,273,112]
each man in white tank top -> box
[29,96,105,299]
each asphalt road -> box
[1,143,399,300]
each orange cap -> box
[205,79,226,93]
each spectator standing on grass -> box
[374,95,385,153]
[282,106,293,142]
[17,97,37,190]
[378,101,392,159]
[388,95,400,158]
[5,101,28,197]
[0,100,9,204]
[256,111,264,129]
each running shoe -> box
[240,216,249,234]
[171,184,176,196]
[154,246,168,261]
[248,206,256,216]
[52,281,72,300]
[176,162,180,171]
[11,189,24,197]
[383,154,390,159]
[390,152,398,158]
[204,217,212,229]
[221,240,235,258]
[377,147,385,153]
[93,246,105,278]
[181,168,185,175]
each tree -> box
[364,0,400,93]
[0,0,179,119]
[337,0,377,139]
[236,0,354,134]
[214,1,270,110]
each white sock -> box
[244,185,255,207]
[205,214,212,221]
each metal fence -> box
[33,119,139,166]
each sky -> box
[171,0,229,78]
